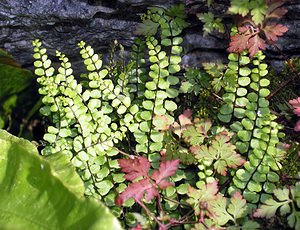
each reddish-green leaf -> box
[192,131,245,176]
[152,159,179,189]
[179,109,193,127]
[118,156,150,181]
[264,23,288,43]
[210,194,232,225]
[248,34,267,57]
[266,0,288,19]
[228,31,252,54]
[182,118,212,145]
[186,181,219,216]
[153,115,171,131]
[227,192,248,219]
[116,179,158,205]
[172,109,193,137]
[289,97,300,116]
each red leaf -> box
[171,122,181,137]
[118,156,151,181]
[117,178,158,205]
[294,121,300,132]
[131,225,142,230]
[289,97,300,116]
[172,109,193,137]
[266,0,288,18]
[115,196,123,207]
[228,32,252,54]
[156,180,173,189]
[248,34,267,57]
[264,23,288,43]
[268,7,288,19]
[203,180,219,198]
[152,159,179,189]
[187,180,218,201]
[179,109,193,127]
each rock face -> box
[0,0,299,72]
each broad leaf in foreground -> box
[0,129,122,230]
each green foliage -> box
[0,129,121,230]
[228,0,267,24]
[197,12,224,36]
[180,68,210,95]
[30,2,299,230]
[0,48,36,130]
[33,38,131,204]
[33,4,187,227]
[254,182,300,229]
[203,62,226,93]
[187,187,259,229]
[218,51,287,205]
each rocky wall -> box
[0,0,299,73]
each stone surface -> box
[0,0,299,73]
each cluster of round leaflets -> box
[31,2,296,229]
[218,50,286,205]
[32,4,188,221]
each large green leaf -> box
[0,64,34,102]
[0,129,122,230]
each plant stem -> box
[137,200,166,229]
[117,148,135,159]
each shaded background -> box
[1,0,300,72]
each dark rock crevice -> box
[0,0,299,73]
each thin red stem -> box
[137,200,166,229]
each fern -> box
[33,39,137,211]
[217,50,287,208]
[33,4,188,226]
[31,3,298,229]
[127,5,186,157]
